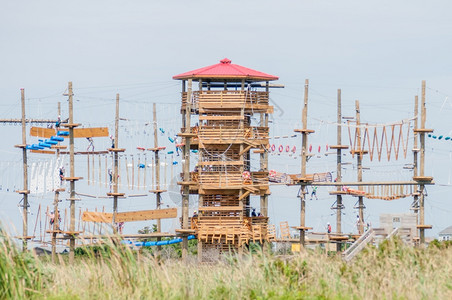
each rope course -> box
[347,120,412,161]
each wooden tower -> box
[174,58,277,261]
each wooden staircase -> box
[342,228,375,262]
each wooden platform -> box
[61,123,81,128]
[66,197,82,201]
[413,129,434,133]
[63,177,83,181]
[413,176,433,182]
[106,192,126,197]
[14,144,27,148]
[108,148,126,152]
[294,129,315,134]
[329,145,349,150]
[292,226,313,231]
[329,235,349,241]
[14,236,35,240]
[46,230,64,234]
[149,189,167,193]
[63,231,83,235]
[350,150,369,155]
[329,190,348,195]
[416,225,433,229]
[147,147,166,151]
[16,190,30,194]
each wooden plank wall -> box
[30,127,109,138]
[82,208,177,223]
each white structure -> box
[438,226,452,241]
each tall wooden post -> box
[20,88,29,251]
[181,79,192,260]
[52,102,62,262]
[336,89,343,251]
[68,82,76,262]
[413,95,419,242]
[355,100,364,234]
[419,81,426,244]
[52,190,60,261]
[299,79,309,247]
[113,94,120,226]
[153,103,162,233]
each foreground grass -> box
[1,237,452,299]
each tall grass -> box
[1,235,451,299]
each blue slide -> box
[121,235,196,247]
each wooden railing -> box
[182,91,269,109]
[185,171,269,186]
[179,126,269,144]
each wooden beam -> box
[82,211,112,223]
[60,151,108,155]
[31,150,55,155]
[30,126,109,138]
[239,144,253,156]
[117,208,177,222]
[199,115,244,120]
[82,208,177,223]
[198,206,242,211]
[197,161,243,166]
[238,190,251,200]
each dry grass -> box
[1,236,452,299]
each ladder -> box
[343,228,375,262]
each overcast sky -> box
[1,1,451,242]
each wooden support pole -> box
[336,89,343,252]
[152,103,163,251]
[299,79,309,248]
[52,190,60,262]
[413,95,419,242]
[113,94,120,228]
[419,81,426,244]
[68,82,76,262]
[355,100,364,235]
[20,88,29,251]
[52,102,62,261]
[87,154,90,185]
[153,103,162,233]
[182,79,192,261]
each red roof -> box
[173,58,278,81]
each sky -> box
[0,1,451,246]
